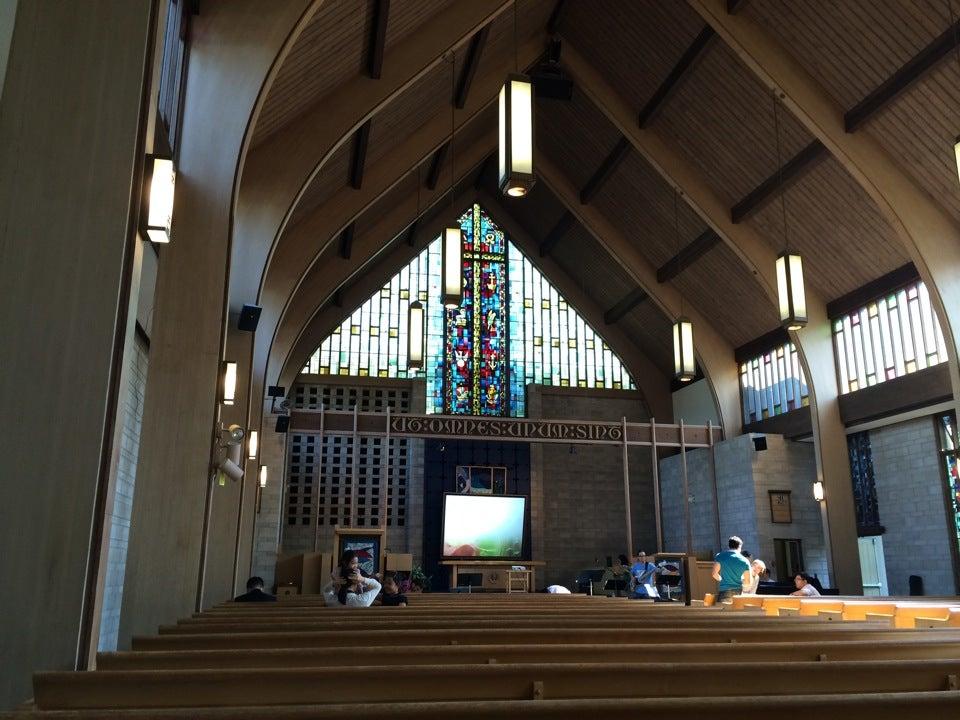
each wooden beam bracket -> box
[367,0,390,79]
[349,120,372,190]
[656,229,721,283]
[579,137,631,204]
[604,286,648,325]
[538,211,575,256]
[638,26,715,128]
[730,141,826,224]
[455,26,490,109]
[338,224,354,260]
[426,142,450,191]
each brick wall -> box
[870,416,957,595]
[250,413,288,586]
[528,386,654,589]
[98,334,148,651]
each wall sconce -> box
[672,317,695,383]
[142,155,175,244]
[442,226,462,308]
[813,480,824,502]
[776,251,807,331]
[248,430,258,459]
[407,301,424,370]
[259,465,268,488]
[221,361,238,406]
[498,74,535,197]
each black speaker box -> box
[238,304,262,332]
[275,415,290,433]
[267,385,285,398]
[753,436,767,451]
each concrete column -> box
[0,1,154,707]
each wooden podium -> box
[441,560,545,592]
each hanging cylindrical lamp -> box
[498,74,535,197]
[776,251,807,331]
[441,225,462,308]
[407,301,425,370]
[673,317,695,383]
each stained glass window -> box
[303,203,635,416]
[738,341,808,423]
[938,412,960,570]
[832,280,948,394]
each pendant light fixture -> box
[442,51,463,309]
[671,190,696,383]
[498,1,535,197]
[407,300,425,370]
[772,91,807,330]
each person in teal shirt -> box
[712,536,751,603]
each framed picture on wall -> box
[769,490,792,524]
[335,529,384,577]
[456,465,508,494]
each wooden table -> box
[441,560,546,592]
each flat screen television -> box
[442,493,526,559]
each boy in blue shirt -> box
[712,536,751,603]
[629,551,659,599]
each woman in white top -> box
[323,569,381,607]
[741,559,766,595]
[323,550,382,607]
[790,573,821,597]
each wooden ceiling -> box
[248,0,960,381]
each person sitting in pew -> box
[324,550,382,607]
[380,571,408,607]
[233,576,276,602]
[742,559,767,595]
[790,572,822,597]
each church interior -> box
[4,0,960,715]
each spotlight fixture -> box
[407,301,425,369]
[141,155,176,244]
[221,361,238,406]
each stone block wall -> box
[870,416,956,595]
[661,433,828,585]
[528,386,654,588]
[250,412,288,587]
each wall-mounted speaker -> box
[267,385,285,398]
[753,436,767,452]
[275,415,290,433]
[237,304,262,332]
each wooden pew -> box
[34,659,960,710]
[97,636,960,671]
[131,626,958,652]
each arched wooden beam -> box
[228,0,513,322]
[123,0,316,644]
[690,0,960,405]
[556,39,862,592]
[535,155,740,440]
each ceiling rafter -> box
[604,287,648,325]
[349,120,372,190]
[579,136,631,204]
[426,141,450,190]
[730,140,825,224]
[638,26,716,128]
[844,19,960,133]
[656,229,722,282]
[455,26,490,109]
[338,223,354,260]
[367,0,390,79]
[538,211,575,256]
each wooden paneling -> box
[254,2,371,145]
[286,141,353,227]
[743,0,960,227]
[383,0,454,54]
[652,40,813,206]
[559,0,704,111]
[619,300,676,377]
[838,363,953,427]
[747,155,908,302]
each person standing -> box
[712,536,751,603]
